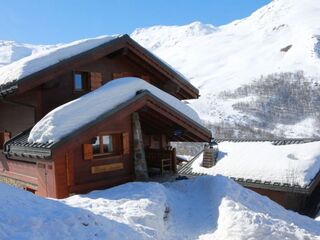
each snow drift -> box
[0,176,319,240]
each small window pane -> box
[74,73,83,90]
[102,135,113,153]
[92,136,100,154]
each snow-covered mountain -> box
[1,0,320,138]
[132,0,320,138]
[0,40,54,67]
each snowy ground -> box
[0,176,319,240]
[1,0,320,137]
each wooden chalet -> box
[0,35,211,198]
[178,139,320,217]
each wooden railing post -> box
[0,131,11,149]
[172,148,177,173]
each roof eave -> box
[0,35,126,97]
[122,35,200,99]
[178,147,320,195]
[0,34,200,99]
[51,90,210,151]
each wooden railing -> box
[145,148,177,174]
[0,132,11,149]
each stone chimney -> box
[202,139,219,168]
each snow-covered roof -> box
[0,35,120,87]
[190,141,320,187]
[28,77,202,144]
[0,34,199,99]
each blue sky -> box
[0,0,271,44]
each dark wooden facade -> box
[0,35,211,198]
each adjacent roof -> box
[4,78,211,160]
[3,128,52,160]
[0,34,199,99]
[179,139,320,194]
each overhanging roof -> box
[4,90,211,160]
[0,35,199,99]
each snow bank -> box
[1,176,319,240]
[191,141,320,186]
[0,183,168,240]
[28,77,201,144]
[0,35,119,86]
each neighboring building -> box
[178,139,320,217]
[0,34,211,198]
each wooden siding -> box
[12,36,198,100]
[51,115,134,198]
[0,37,208,198]
[0,152,38,187]
[248,186,307,212]
[0,88,40,135]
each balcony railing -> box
[145,148,177,175]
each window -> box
[84,133,128,161]
[92,135,115,156]
[73,72,88,91]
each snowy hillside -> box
[0,40,54,67]
[132,0,320,138]
[1,176,319,240]
[1,0,320,137]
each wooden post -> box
[0,131,11,149]
[172,148,177,173]
[0,131,11,171]
[132,112,149,181]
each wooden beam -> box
[139,110,176,130]
[126,41,198,99]
[146,100,210,141]
[125,51,192,100]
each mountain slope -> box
[0,40,54,67]
[132,0,320,138]
[1,0,320,137]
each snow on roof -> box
[191,141,320,187]
[0,35,120,86]
[28,77,202,144]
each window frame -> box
[92,133,121,159]
[73,71,89,92]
